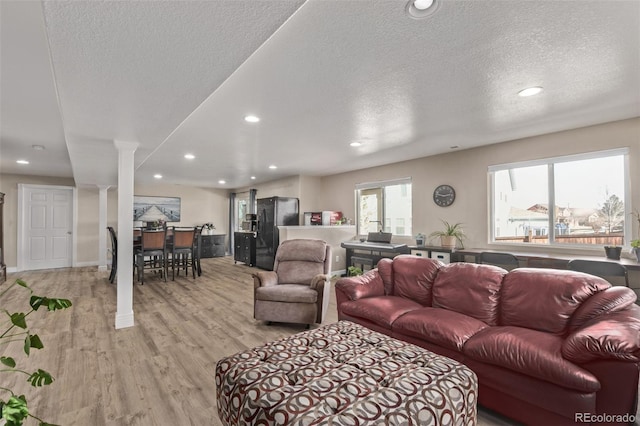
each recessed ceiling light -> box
[16,160,29,165]
[184,153,195,160]
[218,180,226,184]
[154,174,162,179]
[518,86,543,97]
[244,115,260,123]
[406,0,440,19]
[413,0,434,10]
[250,176,256,180]
[31,144,45,151]
[350,141,362,147]
[268,165,277,170]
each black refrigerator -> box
[256,197,299,270]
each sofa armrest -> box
[252,271,278,289]
[335,270,385,301]
[563,306,640,363]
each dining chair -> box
[193,225,205,277]
[526,256,568,269]
[135,228,168,284]
[107,226,117,283]
[567,259,629,287]
[169,227,197,280]
[479,252,520,270]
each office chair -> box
[479,252,520,271]
[567,259,629,287]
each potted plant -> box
[428,220,465,249]
[347,266,363,276]
[203,223,215,235]
[604,245,622,260]
[631,240,640,262]
[631,209,640,262]
[1,278,72,425]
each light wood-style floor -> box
[3,256,515,426]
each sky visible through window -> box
[507,156,623,210]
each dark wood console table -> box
[200,234,226,258]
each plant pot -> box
[634,249,640,263]
[604,246,621,260]
[440,236,456,249]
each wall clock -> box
[433,184,456,207]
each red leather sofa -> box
[335,255,640,425]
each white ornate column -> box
[114,140,138,329]
[97,185,110,272]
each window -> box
[489,149,630,247]
[235,194,249,231]
[356,178,412,236]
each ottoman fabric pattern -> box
[216,321,477,425]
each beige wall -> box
[0,174,76,268]
[319,117,639,252]
[2,118,638,280]
[317,117,640,287]
[0,175,229,269]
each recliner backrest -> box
[274,239,331,285]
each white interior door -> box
[20,185,73,271]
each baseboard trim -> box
[331,269,346,278]
[115,311,135,329]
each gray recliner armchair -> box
[253,239,332,326]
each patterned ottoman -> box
[216,321,477,425]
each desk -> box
[456,248,640,271]
[341,241,410,270]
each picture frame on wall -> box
[133,195,181,222]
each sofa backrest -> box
[500,268,610,335]
[390,255,442,305]
[432,262,507,326]
[274,239,330,285]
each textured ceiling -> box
[1,0,639,188]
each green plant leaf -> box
[29,334,44,350]
[2,394,29,426]
[10,313,27,329]
[15,279,28,289]
[30,296,72,312]
[24,334,31,356]
[1,356,16,368]
[27,369,54,387]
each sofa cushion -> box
[568,286,637,332]
[392,307,488,351]
[500,268,610,335]
[391,255,442,306]
[463,326,600,393]
[339,296,423,329]
[431,263,506,326]
[255,284,318,304]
